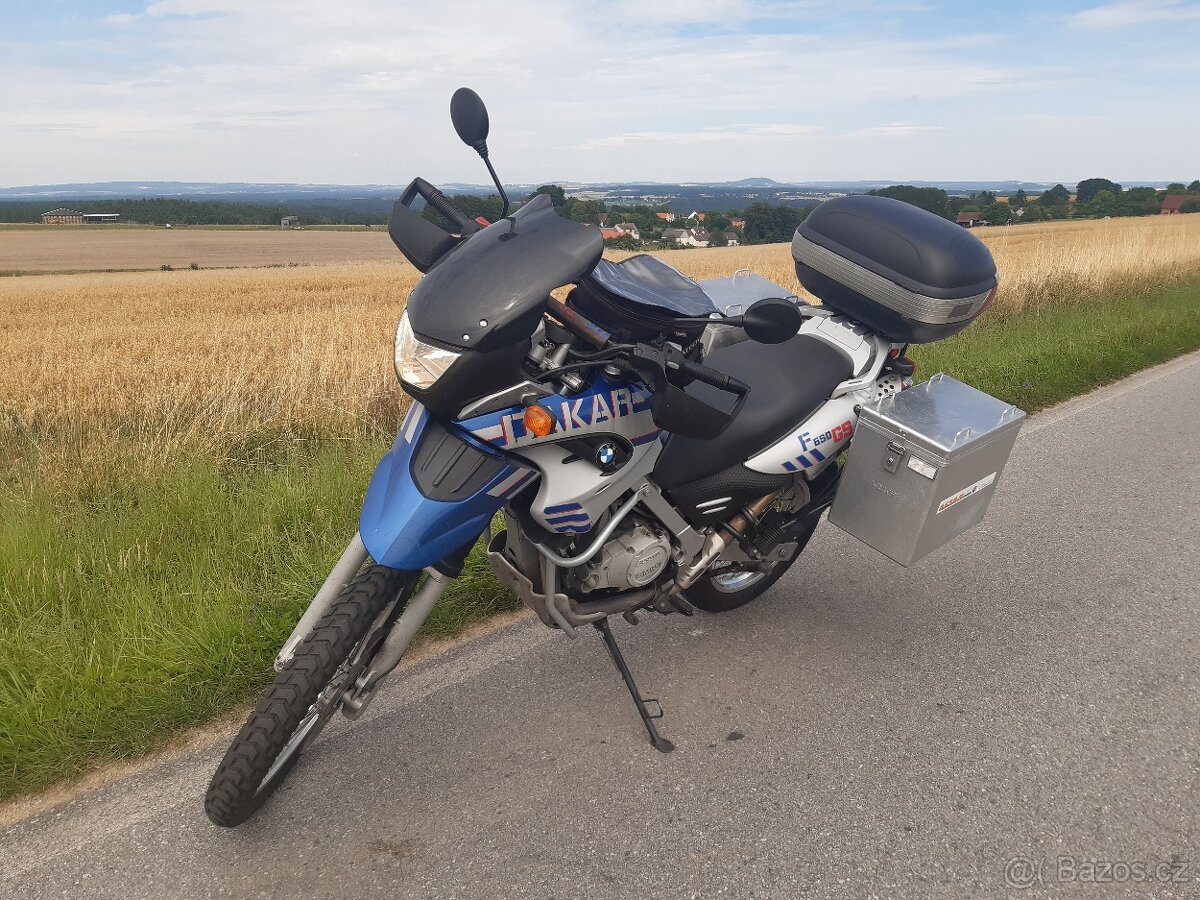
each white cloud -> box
[1069,0,1200,28]
[145,0,240,17]
[582,124,821,147]
[606,0,748,24]
[0,1,1195,184]
[851,123,942,138]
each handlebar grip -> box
[677,357,750,396]
[402,177,472,233]
[423,188,470,231]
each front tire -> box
[204,565,413,827]
[683,519,818,613]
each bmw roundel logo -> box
[596,442,617,467]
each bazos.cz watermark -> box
[1004,855,1195,889]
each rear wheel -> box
[204,565,414,827]
[684,519,818,613]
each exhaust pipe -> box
[673,491,781,592]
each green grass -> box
[910,278,1200,410]
[0,442,515,800]
[2,278,1199,802]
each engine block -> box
[577,523,671,592]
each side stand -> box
[594,618,674,753]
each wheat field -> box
[3,214,1199,479]
[0,225,399,274]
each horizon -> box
[0,176,1190,199]
[3,2,1199,186]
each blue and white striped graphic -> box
[542,502,592,533]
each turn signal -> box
[523,404,556,437]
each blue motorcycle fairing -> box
[359,405,536,570]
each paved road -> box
[4,354,1199,900]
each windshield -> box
[405,194,604,350]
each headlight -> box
[394,311,460,389]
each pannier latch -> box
[882,441,906,473]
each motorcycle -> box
[205,88,1007,827]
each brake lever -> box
[623,343,671,391]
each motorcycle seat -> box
[653,333,854,489]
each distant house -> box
[41,207,84,224]
[660,227,710,247]
[956,211,987,228]
[686,211,706,222]
[599,227,624,240]
[723,232,740,246]
[281,215,302,228]
[655,211,676,223]
[1161,194,1191,215]
[729,218,746,229]
[597,214,611,227]
[83,213,119,224]
[614,222,641,240]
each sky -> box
[2,0,1198,187]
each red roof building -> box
[1161,194,1191,214]
[599,227,624,240]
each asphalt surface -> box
[3,352,1199,900]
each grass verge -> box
[0,443,515,800]
[2,277,1199,803]
[910,278,1200,408]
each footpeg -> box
[665,593,696,616]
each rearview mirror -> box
[450,88,490,150]
[742,298,803,344]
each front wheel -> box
[683,519,818,613]
[204,565,414,827]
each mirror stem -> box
[474,141,510,218]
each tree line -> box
[423,185,815,246]
[0,198,391,226]
[868,179,1200,225]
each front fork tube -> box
[276,530,471,716]
[340,568,452,719]
[275,531,369,672]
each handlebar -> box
[534,300,749,440]
[545,298,612,349]
[541,299,748,398]
[399,177,476,235]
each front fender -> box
[359,405,535,570]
